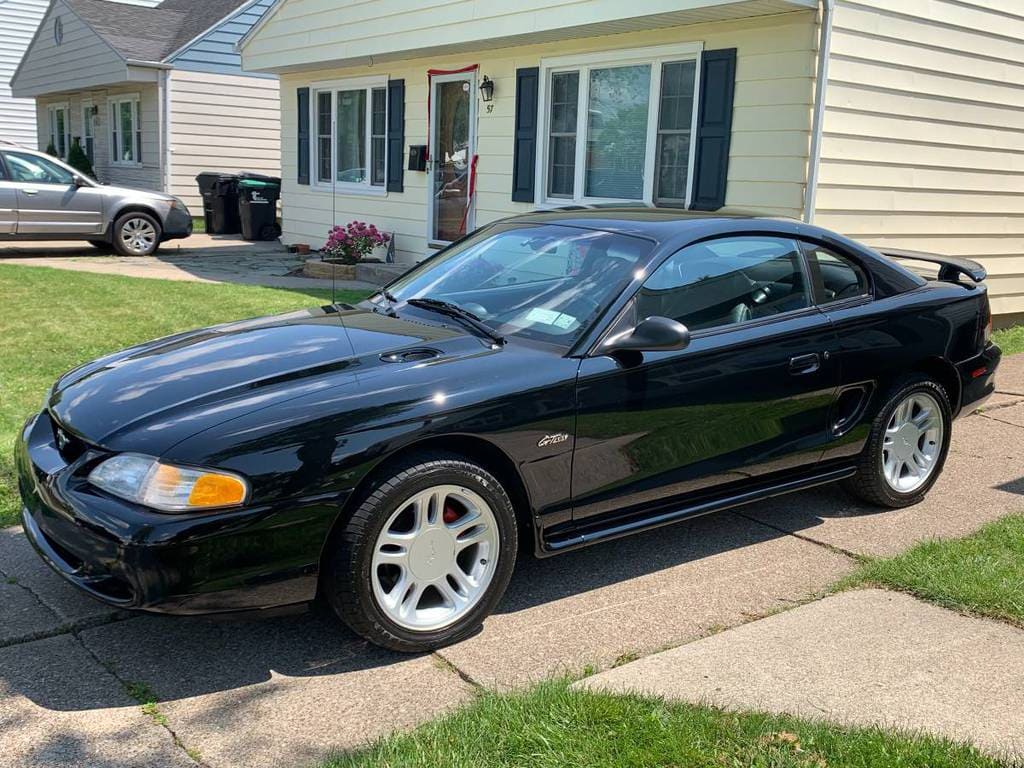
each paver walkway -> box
[0,236,374,292]
[1,362,1022,766]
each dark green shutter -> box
[689,48,736,211]
[296,87,310,185]
[387,79,405,193]
[512,67,539,203]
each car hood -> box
[47,305,477,454]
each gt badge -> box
[537,433,569,448]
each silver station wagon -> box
[0,144,192,256]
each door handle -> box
[22,189,39,195]
[789,353,821,375]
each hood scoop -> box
[380,348,441,364]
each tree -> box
[66,137,95,179]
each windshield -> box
[379,223,653,346]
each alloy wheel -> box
[370,484,499,632]
[119,217,157,255]
[881,392,944,493]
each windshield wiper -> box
[406,298,505,345]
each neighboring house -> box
[10,0,280,209]
[237,0,1024,322]
[1,0,161,149]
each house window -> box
[540,43,701,206]
[109,96,141,164]
[47,104,70,158]
[311,78,387,192]
[81,104,95,164]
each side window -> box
[0,156,7,181]
[3,151,75,185]
[806,245,869,303]
[637,236,810,332]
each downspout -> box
[803,0,834,224]
[160,69,172,195]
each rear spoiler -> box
[877,248,987,284]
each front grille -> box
[48,411,88,464]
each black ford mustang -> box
[16,209,1000,651]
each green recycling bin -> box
[237,174,282,241]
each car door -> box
[2,150,105,236]
[571,235,840,523]
[0,155,16,234]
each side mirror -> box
[73,175,88,188]
[602,316,691,354]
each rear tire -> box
[323,453,518,652]
[842,375,952,508]
[111,212,161,257]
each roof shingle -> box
[65,0,249,62]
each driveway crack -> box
[730,510,864,562]
[75,629,210,767]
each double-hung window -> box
[81,103,95,164]
[109,96,141,164]
[311,77,387,192]
[539,43,701,207]
[47,104,70,158]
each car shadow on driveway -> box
[0,489,832,712]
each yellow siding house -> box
[238,0,1024,322]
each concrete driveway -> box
[0,235,372,292]
[2,355,1022,768]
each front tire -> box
[111,212,161,256]
[842,375,952,508]
[323,454,518,652]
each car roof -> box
[501,205,798,244]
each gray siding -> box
[0,0,49,145]
[169,0,276,78]
[11,0,127,98]
[37,83,163,191]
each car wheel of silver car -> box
[112,212,161,257]
[843,375,952,508]
[323,453,518,653]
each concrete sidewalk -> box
[1,363,1022,766]
[577,588,1024,760]
[0,235,375,292]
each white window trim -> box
[108,94,142,166]
[535,41,703,209]
[309,74,389,197]
[47,102,70,159]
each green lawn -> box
[322,679,999,768]
[0,264,368,527]
[843,515,1024,627]
[993,325,1024,356]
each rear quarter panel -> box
[820,281,984,463]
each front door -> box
[429,72,476,245]
[2,150,104,236]
[571,235,840,522]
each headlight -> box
[88,453,248,512]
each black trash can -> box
[237,174,282,241]
[195,172,240,234]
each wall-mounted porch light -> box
[479,75,495,102]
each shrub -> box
[321,221,390,265]
[66,137,95,179]
[45,141,58,157]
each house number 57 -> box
[486,104,494,113]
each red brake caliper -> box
[442,502,460,525]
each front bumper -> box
[15,410,344,614]
[162,206,193,241]
[956,342,1001,416]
